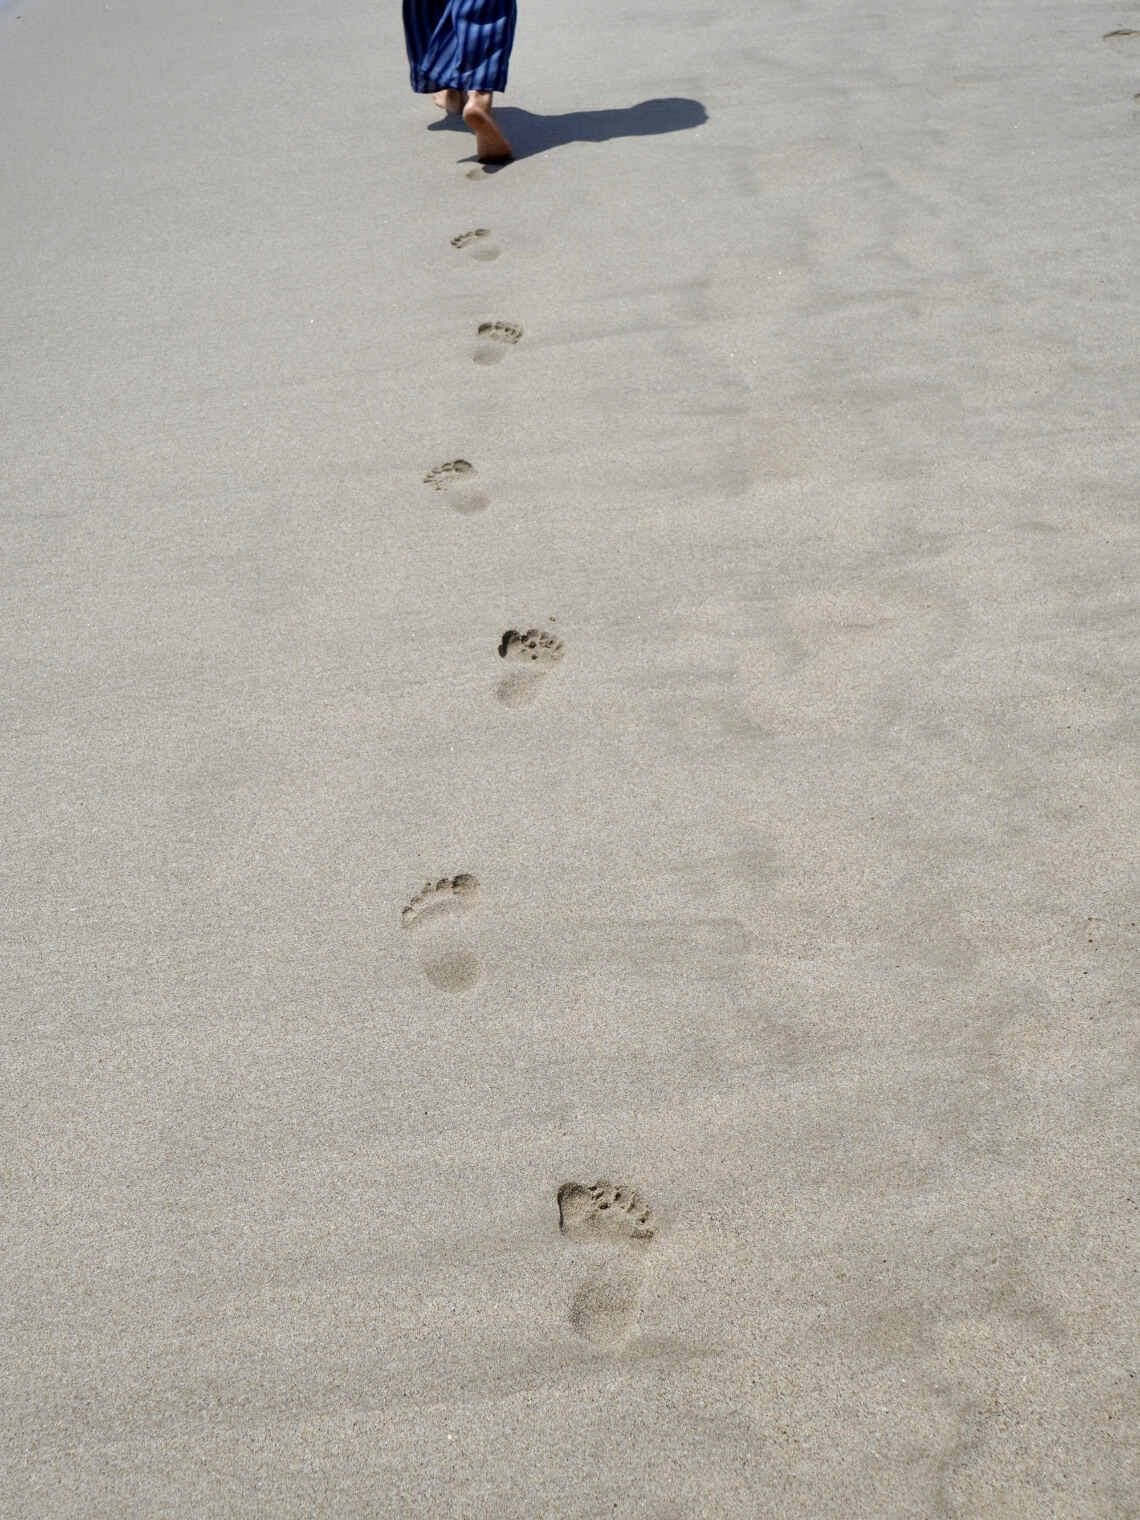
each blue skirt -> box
[404,0,517,94]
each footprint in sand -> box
[452,228,502,262]
[474,321,523,366]
[424,459,488,515]
[1104,27,1140,54]
[401,874,482,992]
[557,1180,657,1345]
[497,627,565,707]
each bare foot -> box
[434,89,464,114]
[463,91,513,161]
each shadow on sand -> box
[429,97,707,164]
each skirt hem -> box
[411,68,509,94]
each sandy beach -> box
[2,0,1138,1513]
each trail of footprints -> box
[404,19,1130,1345]
[405,219,657,1345]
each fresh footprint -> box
[497,627,564,707]
[401,874,482,992]
[452,228,501,261]
[465,162,507,182]
[557,1180,657,1345]
[423,459,488,516]
[474,321,523,365]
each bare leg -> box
[434,89,464,114]
[462,90,513,161]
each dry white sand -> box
[2,0,1139,1513]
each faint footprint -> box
[1104,27,1140,53]
[452,228,502,262]
[474,321,523,365]
[497,627,565,707]
[424,459,488,515]
[557,1180,657,1346]
[401,874,482,992]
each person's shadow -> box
[429,97,707,163]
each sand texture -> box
[1,0,1139,1513]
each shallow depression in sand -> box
[452,227,502,260]
[401,874,484,992]
[557,1181,657,1346]
[496,626,565,706]
[473,320,523,364]
[423,459,489,514]
[1104,27,1140,54]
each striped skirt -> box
[403,0,517,94]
